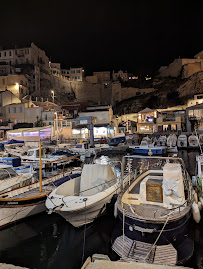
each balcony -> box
[189,116,203,121]
[163,117,175,122]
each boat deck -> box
[1,187,52,199]
[123,172,188,220]
[112,235,177,265]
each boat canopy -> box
[80,164,116,196]
[162,163,185,200]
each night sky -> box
[1,0,203,75]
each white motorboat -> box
[0,164,34,195]
[46,163,128,227]
[4,143,26,157]
[157,135,167,146]
[58,142,99,157]
[0,168,82,228]
[193,154,203,187]
[167,134,178,153]
[177,134,188,148]
[167,134,177,147]
[199,134,203,146]
[20,147,67,168]
[188,135,199,148]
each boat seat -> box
[124,193,141,205]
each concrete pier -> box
[84,260,191,269]
[0,264,28,269]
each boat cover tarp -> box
[80,164,116,196]
[188,135,198,146]
[162,163,185,200]
[167,134,177,147]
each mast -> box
[39,140,42,192]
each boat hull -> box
[0,199,46,228]
[56,193,116,228]
[130,148,167,156]
[112,208,193,263]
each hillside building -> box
[70,67,84,81]
[0,42,50,94]
[112,70,128,81]
[93,71,111,83]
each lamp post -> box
[55,111,58,144]
[51,90,55,103]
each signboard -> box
[80,119,88,125]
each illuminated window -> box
[24,131,39,137]
[8,132,22,138]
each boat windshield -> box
[28,150,35,156]
[0,168,18,180]
[123,155,184,176]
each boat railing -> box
[153,200,188,219]
[121,199,188,220]
[78,177,119,195]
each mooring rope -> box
[143,214,170,261]
[81,198,87,267]
[122,208,125,258]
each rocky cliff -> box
[113,72,203,115]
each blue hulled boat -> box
[112,155,194,265]
[129,141,167,156]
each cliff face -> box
[113,72,203,115]
[36,74,156,106]
[33,70,203,109]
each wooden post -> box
[39,140,42,192]
[121,156,125,191]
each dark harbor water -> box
[0,150,203,269]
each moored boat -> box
[188,135,199,148]
[0,167,82,228]
[112,155,194,265]
[45,163,128,227]
[129,141,167,156]
[157,135,167,146]
[177,134,188,148]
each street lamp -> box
[54,111,58,144]
[51,90,55,103]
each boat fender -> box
[194,192,198,203]
[200,197,203,206]
[114,201,118,218]
[192,201,201,223]
[198,201,202,211]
